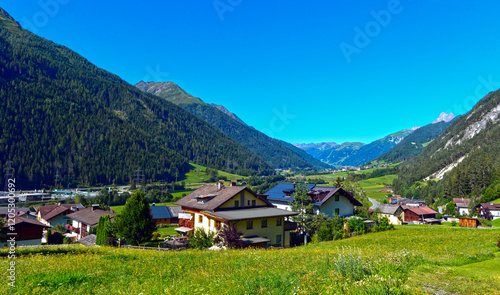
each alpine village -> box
[1,4,500,295]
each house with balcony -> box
[66,205,114,240]
[453,198,471,216]
[264,183,362,218]
[175,181,298,247]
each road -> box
[368,197,379,210]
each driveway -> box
[368,197,379,209]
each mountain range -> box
[294,128,418,167]
[0,8,273,189]
[135,81,329,170]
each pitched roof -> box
[37,204,84,219]
[265,182,316,203]
[167,206,182,218]
[203,207,298,222]
[313,186,363,206]
[175,185,273,211]
[405,206,437,216]
[378,204,402,215]
[480,203,500,210]
[453,198,470,207]
[78,234,96,246]
[5,216,47,227]
[0,207,31,216]
[150,205,172,220]
[264,183,362,207]
[66,208,114,226]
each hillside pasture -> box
[1,225,498,294]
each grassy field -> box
[1,225,499,294]
[492,197,500,204]
[181,163,246,184]
[111,200,182,215]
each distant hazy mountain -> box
[136,81,330,170]
[376,119,456,163]
[433,112,455,124]
[295,129,417,167]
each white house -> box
[35,203,84,227]
[265,183,362,218]
[377,204,403,225]
[480,203,500,220]
[453,198,471,216]
[66,206,114,240]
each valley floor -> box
[1,225,499,294]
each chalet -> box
[265,183,362,218]
[479,203,500,220]
[402,206,438,224]
[66,205,115,240]
[36,203,84,227]
[175,182,298,247]
[453,198,471,215]
[377,204,403,225]
[1,216,47,246]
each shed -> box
[459,217,479,228]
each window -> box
[215,220,221,228]
[246,220,253,229]
[276,218,282,226]
[198,215,203,223]
[261,219,267,228]
[276,234,282,244]
[247,200,250,206]
[235,201,239,207]
[251,200,256,206]
[335,193,340,202]
[335,208,340,216]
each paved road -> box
[368,197,379,210]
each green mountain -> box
[375,119,456,164]
[135,81,330,170]
[394,89,500,205]
[0,8,272,189]
[295,129,416,167]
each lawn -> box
[111,199,184,215]
[492,197,500,204]
[1,225,499,294]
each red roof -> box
[406,206,437,216]
[481,203,500,210]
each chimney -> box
[230,180,237,187]
[218,180,224,190]
[91,204,99,212]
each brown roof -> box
[5,216,47,227]
[175,185,274,211]
[452,198,470,207]
[37,204,84,220]
[66,208,115,226]
[313,187,363,206]
[480,203,500,210]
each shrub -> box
[63,237,72,244]
[47,230,64,244]
[152,232,162,240]
[214,223,243,249]
[190,228,215,250]
[451,221,457,227]
[104,237,118,247]
[478,218,492,227]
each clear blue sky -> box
[3,1,500,144]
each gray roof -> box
[78,234,96,246]
[378,204,402,215]
[264,183,315,203]
[203,207,298,222]
[150,205,171,220]
[167,206,182,218]
[175,185,272,211]
[0,207,31,216]
[241,236,270,245]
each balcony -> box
[284,221,297,231]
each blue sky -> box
[3,1,500,144]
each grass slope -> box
[2,226,499,294]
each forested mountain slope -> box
[136,81,330,170]
[0,8,272,189]
[394,89,500,205]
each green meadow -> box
[182,163,246,185]
[2,225,498,294]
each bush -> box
[47,230,64,244]
[478,218,492,227]
[451,221,457,227]
[190,228,216,250]
[152,232,162,240]
[63,237,72,244]
[104,237,117,247]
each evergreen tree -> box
[113,191,156,246]
[96,215,112,245]
[290,183,314,245]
